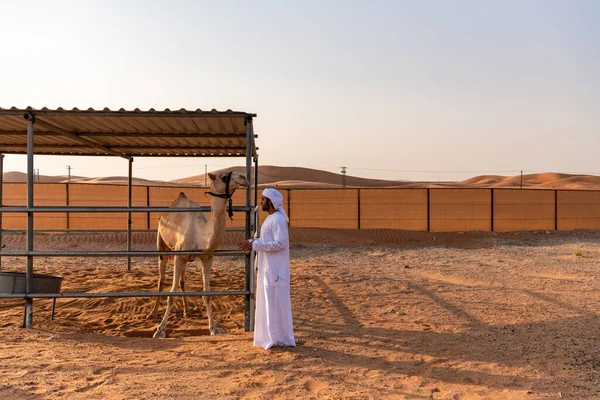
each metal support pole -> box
[254,158,259,209]
[0,153,3,270]
[24,114,35,328]
[127,158,133,271]
[244,116,254,331]
[51,298,57,320]
[146,185,150,229]
[254,157,259,229]
[65,182,70,230]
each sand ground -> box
[1,228,600,399]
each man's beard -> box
[262,203,269,211]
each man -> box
[237,188,296,350]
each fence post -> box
[491,188,494,232]
[0,153,3,269]
[65,182,70,230]
[287,189,291,226]
[357,189,361,229]
[147,186,151,230]
[127,158,132,272]
[427,188,430,232]
[555,190,558,230]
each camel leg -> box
[153,255,186,338]
[201,256,223,335]
[148,255,168,320]
[180,271,189,318]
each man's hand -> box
[237,240,253,252]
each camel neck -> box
[203,194,228,251]
[209,194,228,219]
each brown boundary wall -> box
[1,184,600,233]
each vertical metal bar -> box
[0,153,3,270]
[287,188,291,226]
[65,182,69,230]
[127,158,133,271]
[24,114,35,328]
[244,116,254,331]
[491,189,495,232]
[555,190,558,230]
[251,154,258,333]
[254,157,259,233]
[427,188,430,232]
[357,189,361,229]
[254,158,259,209]
[146,185,150,230]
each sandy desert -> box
[5,166,600,190]
[1,227,600,399]
[2,167,600,399]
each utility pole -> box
[66,165,72,183]
[520,170,523,189]
[341,166,347,188]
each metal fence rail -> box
[0,290,250,299]
[0,250,247,257]
[0,206,251,212]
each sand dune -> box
[461,172,600,189]
[171,166,600,190]
[2,171,70,183]
[67,176,182,187]
[2,171,181,187]
[172,165,408,188]
[4,167,600,190]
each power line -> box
[346,167,522,174]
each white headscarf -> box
[262,188,289,223]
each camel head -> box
[208,170,248,197]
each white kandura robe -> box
[251,211,296,350]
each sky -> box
[1,0,599,182]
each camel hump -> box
[170,192,200,208]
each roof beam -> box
[0,131,246,139]
[105,146,246,151]
[0,145,246,151]
[0,151,247,157]
[81,132,245,138]
[32,117,131,159]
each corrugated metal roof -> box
[0,107,257,158]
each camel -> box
[149,170,248,338]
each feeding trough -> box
[0,271,63,319]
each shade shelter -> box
[0,106,259,331]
